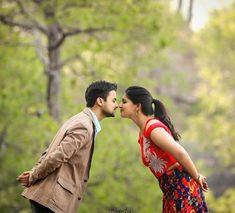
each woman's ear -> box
[136,103,141,112]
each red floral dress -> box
[139,118,208,213]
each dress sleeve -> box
[144,122,169,139]
[138,132,142,144]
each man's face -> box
[101,90,118,117]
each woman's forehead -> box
[122,94,132,102]
[122,94,128,99]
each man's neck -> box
[89,107,103,121]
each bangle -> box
[196,174,201,181]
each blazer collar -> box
[83,107,93,120]
[83,108,101,135]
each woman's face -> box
[120,94,138,118]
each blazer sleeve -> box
[33,148,49,167]
[29,125,89,185]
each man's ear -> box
[96,97,103,106]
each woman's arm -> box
[150,127,208,191]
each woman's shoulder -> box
[145,118,164,130]
[144,118,170,139]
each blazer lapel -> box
[86,123,96,179]
[83,108,96,181]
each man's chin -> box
[103,111,115,118]
[106,114,115,118]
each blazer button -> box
[84,179,88,182]
[78,197,81,200]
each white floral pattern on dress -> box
[148,152,167,174]
[143,137,151,162]
[143,136,167,174]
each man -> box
[17,80,118,213]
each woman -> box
[120,86,208,213]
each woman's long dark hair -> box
[125,86,180,141]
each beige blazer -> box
[22,108,96,213]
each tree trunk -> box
[177,0,183,13]
[47,24,61,121]
[188,0,194,24]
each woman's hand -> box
[196,174,209,192]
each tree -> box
[186,3,235,212]
[0,0,115,120]
[175,0,194,24]
[0,0,177,121]
[0,1,185,212]
[191,2,235,170]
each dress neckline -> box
[143,117,155,136]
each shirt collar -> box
[87,108,101,135]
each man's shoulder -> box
[69,108,92,119]
[66,109,93,132]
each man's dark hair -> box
[85,80,117,107]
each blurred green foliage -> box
[186,2,235,212]
[0,0,234,213]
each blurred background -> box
[0,0,234,212]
